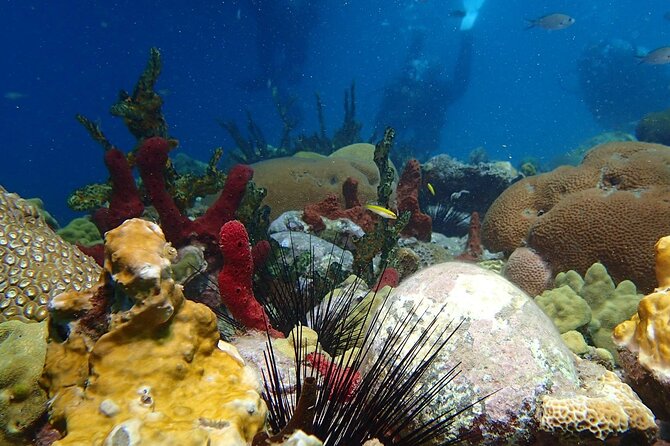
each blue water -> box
[1,0,669,223]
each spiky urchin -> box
[252,232,486,445]
[425,203,470,237]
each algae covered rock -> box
[44,219,267,446]
[0,320,48,445]
[369,261,579,445]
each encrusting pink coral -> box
[303,177,377,233]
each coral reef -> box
[218,220,277,335]
[0,185,100,323]
[56,217,102,247]
[44,218,267,445]
[109,47,169,140]
[0,321,48,445]
[137,136,253,251]
[538,359,657,443]
[302,177,376,233]
[503,247,552,297]
[614,235,670,420]
[482,141,670,292]
[455,211,483,261]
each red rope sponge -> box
[218,220,280,335]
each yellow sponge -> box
[614,235,670,381]
[45,219,267,445]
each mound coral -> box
[502,247,552,296]
[44,218,267,445]
[482,141,670,292]
[251,143,385,221]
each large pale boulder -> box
[370,261,579,444]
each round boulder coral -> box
[503,247,552,296]
[367,261,580,445]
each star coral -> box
[43,218,267,445]
[0,185,100,323]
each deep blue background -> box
[1,0,669,223]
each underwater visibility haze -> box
[1,0,670,445]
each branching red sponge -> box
[136,136,253,248]
[93,147,144,233]
[218,220,276,334]
[136,136,192,244]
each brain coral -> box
[0,185,100,323]
[251,143,384,220]
[482,141,670,292]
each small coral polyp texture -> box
[45,218,267,445]
[0,185,100,323]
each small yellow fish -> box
[427,183,435,196]
[364,204,397,219]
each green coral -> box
[535,262,642,360]
[535,285,591,333]
[0,321,48,445]
[57,217,103,247]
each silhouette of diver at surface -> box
[373,30,474,161]
[244,0,320,91]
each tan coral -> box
[251,144,385,220]
[539,370,656,441]
[482,141,670,292]
[0,185,100,322]
[44,218,267,446]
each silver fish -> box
[637,47,670,65]
[525,13,575,30]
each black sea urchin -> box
[253,234,486,445]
